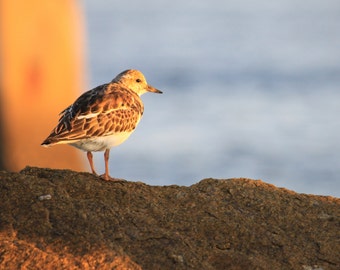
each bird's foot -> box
[99,174,127,182]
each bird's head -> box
[112,69,162,96]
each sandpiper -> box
[41,69,162,181]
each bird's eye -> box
[136,78,142,83]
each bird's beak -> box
[147,85,163,94]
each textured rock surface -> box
[0,167,339,269]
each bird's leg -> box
[100,149,114,181]
[103,149,110,180]
[86,151,98,175]
[100,149,125,182]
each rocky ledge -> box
[0,167,339,269]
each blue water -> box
[83,0,340,197]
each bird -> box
[41,69,162,181]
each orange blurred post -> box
[0,0,86,171]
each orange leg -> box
[99,149,115,181]
[99,149,124,181]
[86,151,97,175]
[103,149,111,180]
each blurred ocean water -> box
[83,0,340,196]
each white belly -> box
[70,131,132,152]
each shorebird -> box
[41,69,162,181]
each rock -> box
[0,166,339,269]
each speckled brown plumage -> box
[42,69,162,180]
[43,84,144,144]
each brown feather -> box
[42,83,143,145]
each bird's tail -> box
[41,137,58,147]
[41,140,52,147]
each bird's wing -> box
[42,83,144,145]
